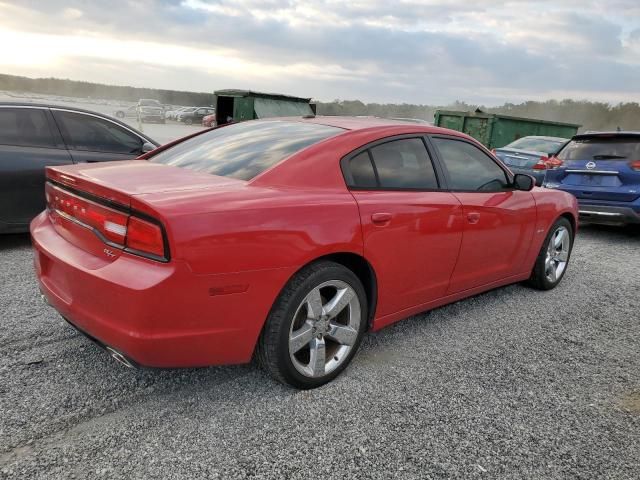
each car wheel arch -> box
[260,251,378,337]
[559,212,577,237]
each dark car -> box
[492,136,568,186]
[544,132,640,225]
[137,99,165,124]
[178,107,215,125]
[0,103,159,233]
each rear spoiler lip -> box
[46,165,132,207]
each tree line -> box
[0,74,215,106]
[1,74,637,132]
[315,99,640,132]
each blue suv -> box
[544,132,640,225]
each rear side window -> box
[370,138,438,189]
[433,137,509,191]
[54,111,144,154]
[557,137,640,161]
[150,121,343,181]
[0,108,56,148]
[348,152,377,188]
[344,137,439,189]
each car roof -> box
[512,135,569,142]
[573,131,640,140]
[0,102,159,145]
[280,115,465,135]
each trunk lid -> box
[47,160,242,206]
[494,148,546,169]
[45,161,245,261]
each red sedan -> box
[31,117,578,389]
[202,113,216,127]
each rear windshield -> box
[506,137,566,154]
[150,120,344,180]
[557,137,640,161]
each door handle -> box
[371,213,392,225]
[467,212,480,224]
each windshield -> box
[150,120,344,180]
[505,137,566,153]
[557,137,640,161]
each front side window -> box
[433,137,509,191]
[150,120,343,181]
[54,111,144,154]
[0,108,56,148]
[344,137,439,189]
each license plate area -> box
[563,173,621,187]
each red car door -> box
[430,136,537,293]
[343,137,464,317]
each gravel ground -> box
[1,225,639,479]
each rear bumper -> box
[31,212,293,368]
[577,202,640,225]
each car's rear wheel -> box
[115,111,125,119]
[184,118,193,125]
[257,261,367,389]
[528,217,573,290]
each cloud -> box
[0,0,638,104]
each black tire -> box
[257,261,368,389]
[528,217,574,290]
[115,111,125,119]
[184,118,193,125]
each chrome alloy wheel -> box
[288,280,361,378]
[545,225,570,283]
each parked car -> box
[202,113,216,127]
[137,99,165,124]
[169,106,196,121]
[165,106,189,120]
[544,131,640,225]
[32,117,577,389]
[179,107,215,125]
[113,105,138,119]
[492,136,569,186]
[0,103,158,233]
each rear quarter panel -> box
[134,186,364,275]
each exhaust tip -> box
[105,346,135,369]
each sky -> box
[0,0,639,105]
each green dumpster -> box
[214,89,314,125]
[433,110,581,149]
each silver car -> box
[493,136,569,186]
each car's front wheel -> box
[528,217,574,290]
[257,261,367,389]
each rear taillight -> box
[533,156,564,170]
[629,160,640,171]
[126,216,165,258]
[544,157,564,170]
[532,156,549,170]
[46,182,128,244]
[45,182,167,261]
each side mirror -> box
[513,173,535,191]
[141,141,156,153]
